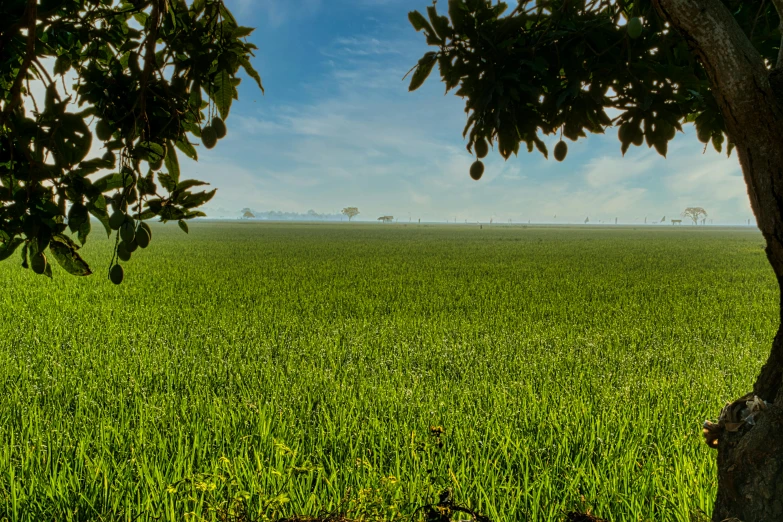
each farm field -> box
[0,223,776,522]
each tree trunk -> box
[653,0,783,520]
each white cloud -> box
[235,0,321,27]
[409,190,431,205]
[663,151,746,202]
[583,151,657,188]
[324,36,402,57]
[661,143,751,221]
[169,23,756,224]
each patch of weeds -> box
[165,445,316,522]
[410,426,492,522]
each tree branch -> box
[653,0,772,137]
[656,0,783,404]
[139,0,162,122]
[0,0,37,126]
[772,0,783,67]
[652,0,775,253]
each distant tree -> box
[341,207,360,221]
[407,1,783,517]
[242,210,255,219]
[0,0,263,283]
[682,207,708,225]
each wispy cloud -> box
[179,4,754,224]
[323,36,403,58]
[583,152,657,188]
[236,0,322,27]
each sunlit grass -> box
[0,223,775,521]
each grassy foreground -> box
[0,223,776,522]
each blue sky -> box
[186,0,754,224]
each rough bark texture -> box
[653,0,783,520]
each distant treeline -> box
[241,209,345,221]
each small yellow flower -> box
[429,425,445,436]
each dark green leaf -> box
[164,141,181,183]
[68,203,89,235]
[448,0,468,32]
[408,11,434,33]
[87,196,111,238]
[94,172,133,193]
[497,122,518,160]
[49,236,92,276]
[134,141,166,162]
[51,114,92,167]
[180,188,217,209]
[158,172,177,193]
[427,6,451,41]
[239,57,264,93]
[409,53,437,92]
[653,135,668,157]
[213,69,236,120]
[176,179,209,191]
[176,136,198,161]
[78,218,91,246]
[51,233,80,250]
[0,238,24,262]
[233,26,254,38]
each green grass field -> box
[0,223,776,522]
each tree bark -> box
[653,0,783,520]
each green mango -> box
[109,264,124,285]
[469,160,484,181]
[109,210,125,230]
[554,141,568,162]
[120,220,135,243]
[31,252,47,275]
[136,227,150,249]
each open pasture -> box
[0,223,775,521]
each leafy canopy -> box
[682,206,707,224]
[407,0,780,167]
[342,207,360,220]
[0,0,263,279]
